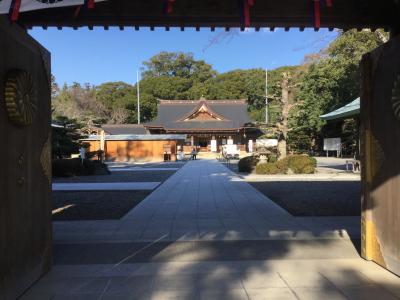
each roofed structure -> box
[145,99,251,133]
[141,98,259,152]
[102,124,147,135]
[320,98,360,121]
[83,133,186,141]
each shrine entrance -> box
[1,1,400,298]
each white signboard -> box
[210,139,217,152]
[256,139,278,148]
[224,144,240,156]
[227,139,234,145]
[323,138,341,151]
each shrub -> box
[52,116,83,159]
[52,158,109,177]
[276,157,289,173]
[81,159,96,175]
[267,154,278,163]
[256,162,281,174]
[253,155,316,175]
[302,164,315,174]
[238,156,259,173]
[86,150,105,161]
[53,158,80,177]
[288,155,316,174]
[309,156,317,167]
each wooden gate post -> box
[360,35,400,275]
[0,18,52,299]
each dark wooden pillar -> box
[360,35,400,276]
[0,17,52,299]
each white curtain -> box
[0,0,107,14]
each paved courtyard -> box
[23,159,400,299]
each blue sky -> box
[29,27,338,86]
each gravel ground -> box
[52,166,180,220]
[53,170,177,183]
[222,158,361,216]
[107,162,186,169]
[249,181,361,216]
[53,190,151,221]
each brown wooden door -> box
[361,35,400,276]
[0,18,52,299]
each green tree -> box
[52,116,83,159]
[289,29,388,152]
[204,67,301,123]
[142,52,216,81]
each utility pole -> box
[137,69,140,124]
[265,68,268,125]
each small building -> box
[320,97,360,157]
[83,134,186,162]
[144,98,258,152]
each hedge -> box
[255,155,316,175]
[256,162,281,174]
[52,158,110,177]
[238,156,259,173]
[288,155,316,174]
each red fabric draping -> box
[10,0,21,21]
[313,0,321,28]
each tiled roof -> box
[320,98,360,121]
[82,134,186,141]
[102,124,147,135]
[145,99,251,131]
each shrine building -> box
[99,98,260,153]
[145,98,259,151]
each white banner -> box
[210,139,217,152]
[0,0,107,14]
[248,139,253,153]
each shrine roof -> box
[145,99,251,131]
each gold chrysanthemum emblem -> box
[392,74,400,120]
[4,69,37,126]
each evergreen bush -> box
[288,155,316,174]
[238,156,259,173]
[276,157,289,173]
[52,158,109,177]
[253,155,316,175]
[255,163,281,174]
[267,154,278,163]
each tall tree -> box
[289,29,388,152]
[142,52,216,81]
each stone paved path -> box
[22,159,400,299]
[53,160,360,242]
[122,159,292,241]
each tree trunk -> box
[278,72,290,159]
[278,136,287,159]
